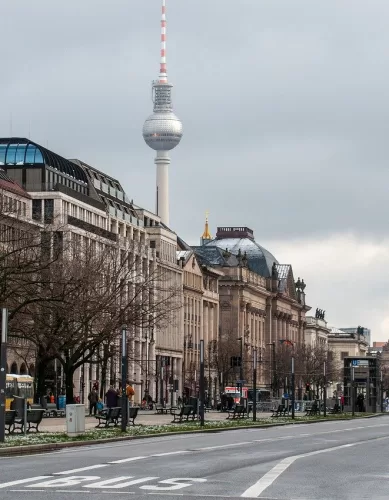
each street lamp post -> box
[380,369,383,413]
[199,340,205,427]
[121,325,127,432]
[323,361,327,418]
[267,342,276,397]
[160,358,165,406]
[238,337,244,398]
[208,343,212,408]
[291,355,295,420]
[253,349,257,422]
[351,366,355,417]
[0,308,8,443]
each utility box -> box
[66,404,85,436]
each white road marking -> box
[11,490,46,493]
[198,441,251,451]
[29,475,101,488]
[153,451,189,457]
[0,477,50,489]
[54,491,88,494]
[54,464,109,475]
[87,476,159,488]
[241,458,297,498]
[241,436,389,498]
[140,478,207,491]
[109,456,147,464]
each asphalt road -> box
[1,416,389,499]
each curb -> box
[0,413,385,457]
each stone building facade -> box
[194,226,310,391]
[177,233,222,403]
[1,138,183,405]
[0,169,36,378]
[304,313,330,347]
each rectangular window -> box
[32,199,42,221]
[341,351,349,360]
[149,240,156,249]
[44,199,54,224]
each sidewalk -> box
[39,410,274,433]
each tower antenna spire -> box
[159,0,167,83]
[143,0,182,227]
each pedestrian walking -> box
[105,385,118,408]
[88,387,98,416]
[126,380,135,407]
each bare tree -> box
[0,189,69,395]
[12,237,182,402]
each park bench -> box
[155,405,177,415]
[271,405,289,418]
[226,404,245,420]
[5,410,16,434]
[43,403,65,418]
[305,402,319,416]
[171,405,193,423]
[14,409,45,433]
[95,406,121,428]
[128,406,139,426]
[328,403,341,414]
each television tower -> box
[143,0,183,227]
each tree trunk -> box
[64,365,75,404]
[35,347,51,404]
[100,359,107,400]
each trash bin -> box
[66,404,85,436]
[58,395,66,410]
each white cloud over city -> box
[0,1,388,340]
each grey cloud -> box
[1,1,388,336]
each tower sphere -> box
[143,112,183,151]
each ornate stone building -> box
[178,231,222,403]
[1,138,183,405]
[0,169,36,378]
[193,226,310,391]
[304,309,330,347]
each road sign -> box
[236,380,246,385]
[352,359,369,367]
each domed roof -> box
[143,112,183,151]
[204,226,278,277]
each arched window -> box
[29,364,35,376]
[20,363,27,375]
[10,362,18,374]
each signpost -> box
[351,366,355,417]
[199,340,205,427]
[121,325,127,432]
[253,350,257,422]
[323,361,327,418]
[0,308,8,443]
[291,356,295,420]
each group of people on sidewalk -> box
[87,380,135,416]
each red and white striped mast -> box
[159,0,168,83]
[142,0,183,227]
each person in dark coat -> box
[88,388,98,415]
[105,386,119,408]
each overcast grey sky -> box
[1,1,388,341]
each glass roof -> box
[0,138,88,184]
[205,237,278,277]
